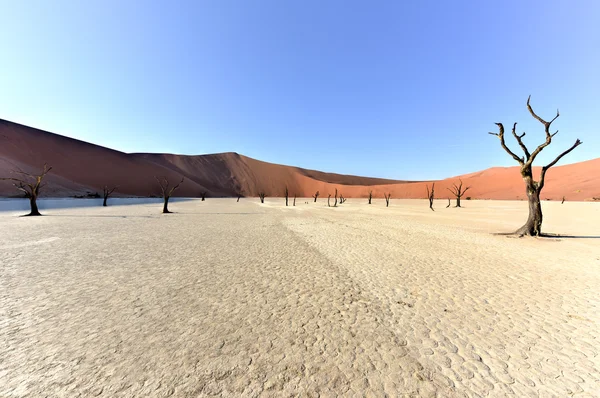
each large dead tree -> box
[447,179,471,208]
[259,192,266,203]
[384,193,391,207]
[285,186,289,206]
[489,96,582,236]
[426,183,435,211]
[1,164,52,216]
[102,185,118,207]
[313,191,319,202]
[368,190,373,204]
[156,176,184,214]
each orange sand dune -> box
[1,118,599,201]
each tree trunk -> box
[103,196,108,207]
[163,197,170,213]
[455,196,461,208]
[29,196,41,216]
[515,185,542,236]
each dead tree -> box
[447,179,471,208]
[489,96,582,236]
[368,190,373,204]
[313,191,320,202]
[237,193,242,202]
[259,192,266,203]
[384,193,391,207]
[426,183,435,211]
[339,194,345,204]
[293,194,296,206]
[1,164,52,216]
[334,188,338,207]
[328,194,331,207]
[285,186,289,206]
[102,185,118,207]
[561,196,565,204]
[446,198,451,208]
[200,192,207,201]
[155,176,184,214]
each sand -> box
[1,199,599,397]
[2,118,599,201]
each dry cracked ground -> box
[1,198,599,397]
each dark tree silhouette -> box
[293,194,296,206]
[155,176,184,214]
[489,96,582,236]
[285,186,289,206]
[561,196,565,204]
[384,193,391,207]
[200,192,207,201]
[313,191,320,202]
[259,192,266,203]
[426,183,435,211]
[368,190,373,204]
[102,185,118,207]
[328,194,331,207]
[446,198,451,208]
[447,179,471,208]
[334,188,338,207]
[1,164,52,216]
[339,194,345,204]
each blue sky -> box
[1,1,598,180]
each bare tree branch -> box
[538,139,583,190]
[489,123,523,165]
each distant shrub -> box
[466,196,471,200]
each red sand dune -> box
[1,118,599,201]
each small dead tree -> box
[285,186,289,206]
[259,192,266,203]
[489,96,582,236]
[237,192,242,202]
[561,196,565,204]
[339,194,345,204]
[313,191,320,202]
[447,179,471,208]
[156,176,184,214]
[334,188,338,207]
[368,190,373,204]
[328,194,331,207]
[446,198,451,208]
[293,194,296,206]
[102,185,118,207]
[384,193,391,207]
[1,164,52,216]
[200,192,207,201]
[426,183,435,211]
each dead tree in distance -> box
[489,96,582,236]
[384,193,391,207]
[200,192,207,201]
[1,164,52,216]
[156,176,184,214]
[259,192,266,203]
[293,194,296,206]
[328,194,331,207]
[561,196,565,204]
[426,183,435,211]
[313,191,319,202]
[334,188,338,207]
[102,185,118,207]
[447,179,471,208]
[368,190,373,204]
[285,186,289,206]
[446,198,451,208]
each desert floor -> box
[1,198,598,397]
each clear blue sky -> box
[1,1,598,180]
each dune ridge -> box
[1,118,599,200]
